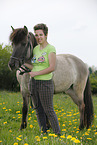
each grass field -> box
[0,91,97,145]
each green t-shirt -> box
[31,44,56,80]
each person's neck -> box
[40,41,48,50]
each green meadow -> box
[0,91,97,145]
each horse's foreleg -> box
[65,88,85,130]
[20,93,29,130]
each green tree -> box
[90,71,97,94]
[0,44,19,91]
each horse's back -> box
[53,54,89,93]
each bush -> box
[90,71,97,94]
[0,44,19,91]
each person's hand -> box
[28,71,37,77]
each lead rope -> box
[18,65,31,75]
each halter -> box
[11,34,32,74]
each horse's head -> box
[8,26,37,71]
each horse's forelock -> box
[10,28,28,44]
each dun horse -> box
[8,26,94,130]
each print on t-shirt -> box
[31,52,47,64]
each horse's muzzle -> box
[8,58,20,71]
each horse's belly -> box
[53,75,74,93]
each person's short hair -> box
[34,23,48,36]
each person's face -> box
[34,29,47,44]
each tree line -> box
[0,44,97,94]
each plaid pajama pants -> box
[29,78,61,134]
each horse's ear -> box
[11,26,14,31]
[24,26,28,34]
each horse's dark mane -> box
[10,27,28,44]
[10,27,37,48]
[29,32,37,48]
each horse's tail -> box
[84,76,94,129]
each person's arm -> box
[29,52,56,77]
[23,63,33,70]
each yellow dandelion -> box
[0,141,2,143]
[43,137,47,139]
[16,137,22,141]
[47,130,50,132]
[67,135,72,139]
[18,114,22,116]
[18,135,22,137]
[24,143,28,145]
[3,121,7,124]
[71,137,76,141]
[35,136,39,139]
[37,138,40,141]
[49,133,56,137]
[13,143,18,145]
[54,135,58,137]
[95,132,97,135]
[67,114,72,116]
[16,111,20,113]
[87,138,92,140]
[62,129,66,131]
[28,117,31,120]
[62,124,65,126]
[60,135,65,138]
[85,132,89,135]
[9,109,12,111]
[76,131,79,133]
[74,139,81,143]
[34,120,37,122]
[9,130,12,132]
[3,107,6,109]
[30,125,33,128]
[32,111,34,113]
[58,118,60,120]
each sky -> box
[0,0,97,67]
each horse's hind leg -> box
[65,88,85,130]
[20,92,29,130]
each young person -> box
[25,23,61,135]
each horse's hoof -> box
[20,123,27,130]
[79,125,84,130]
